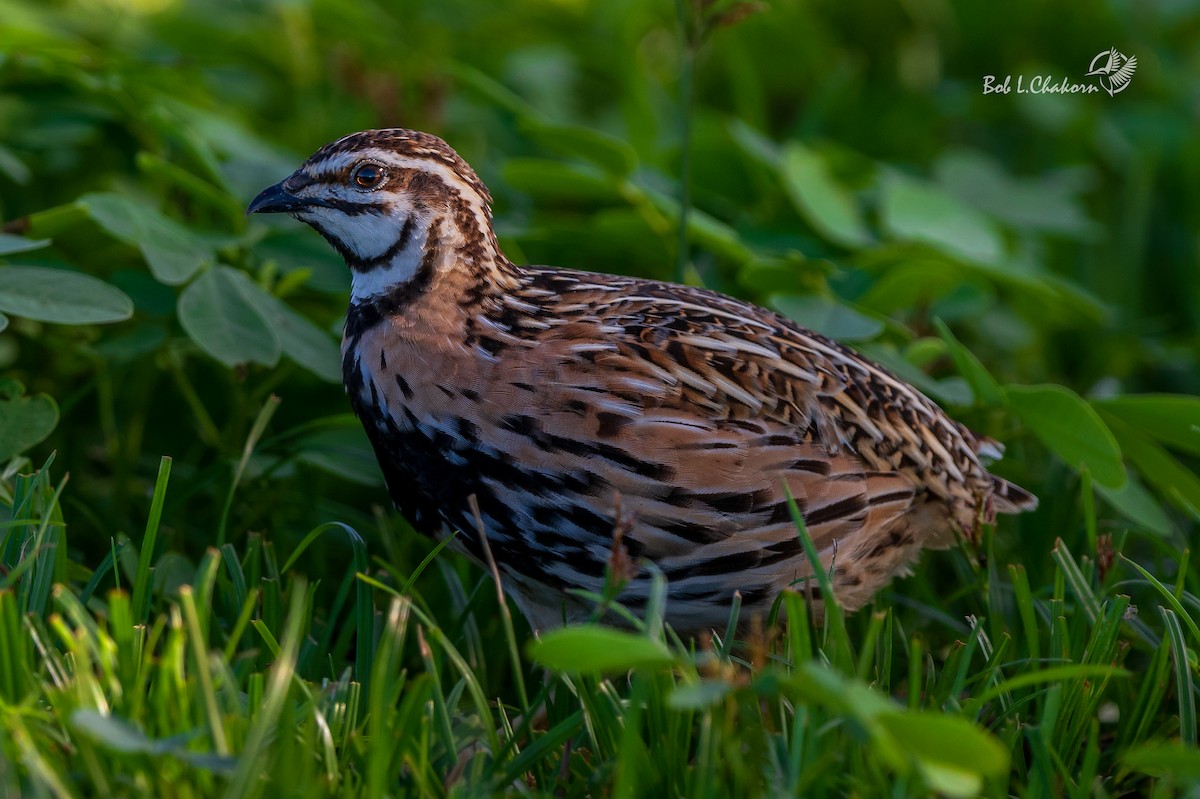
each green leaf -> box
[1096,395,1200,457]
[729,119,782,168]
[0,233,50,255]
[79,192,212,285]
[1007,384,1126,488]
[527,626,674,674]
[0,312,6,333]
[771,294,884,342]
[294,422,384,486]
[1094,473,1173,535]
[228,270,340,382]
[880,172,1004,265]
[641,186,755,264]
[858,260,969,316]
[71,710,164,754]
[878,712,1009,798]
[0,379,59,461]
[785,662,897,721]
[935,149,1097,237]
[178,267,279,368]
[932,318,1007,406]
[668,680,733,710]
[781,142,872,248]
[0,143,31,184]
[1107,416,1200,516]
[0,265,133,324]
[861,344,975,408]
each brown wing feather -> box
[345,262,1033,626]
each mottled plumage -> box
[248,128,1037,633]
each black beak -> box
[246,180,307,215]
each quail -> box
[248,129,1037,633]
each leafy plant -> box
[1,0,1198,795]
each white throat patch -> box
[347,213,432,302]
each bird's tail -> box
[991,475,1039,514]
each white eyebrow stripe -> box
[308,149,491,236]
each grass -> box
[2,450,1199,798]
[0,3,1198,795]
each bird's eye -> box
[351,163,385,189]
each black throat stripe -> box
[343,220,442,342]
[351,213,418,273]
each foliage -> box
[1,0,1199,795]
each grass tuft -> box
[2,459,1197,795]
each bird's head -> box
[248,129,500,303]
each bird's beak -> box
[246,180,307,216]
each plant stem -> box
[674,0,696,285]
[166,347,222,447]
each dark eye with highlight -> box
[351,163,384,189]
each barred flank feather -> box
[249,128,1038,633]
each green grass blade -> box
[132,456,171,625]
[1160,607,1197,746]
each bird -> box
[247,128,1037,634]
[1086,47,1137,96]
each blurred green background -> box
[1,0,1198,623]
[3,1,1200,795]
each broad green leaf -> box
[936,149,1096,237]
[1007,384,1126,488]
[904,337,947,369]
[0,379,58,461]
[178,266,279,368]
[294,422,384,486]
[252,230,348,296]
[771,294,884,342]
[0,265,133,324]
[1096,395,1200,457]
[528,626,674,674]
[858,260,968,315]
[917,763,984,798]
[1095,473,1173,535]
[880,172,1004,265]
[878,712,1009,798]
[79,192,212,285]
[1108,416,1200,516]
[932,318,1007,406]
[783,663,906,769]
[781,142,872,249]
[0,233,50,255]
[929,281,993,322]
[228,270,340,382]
